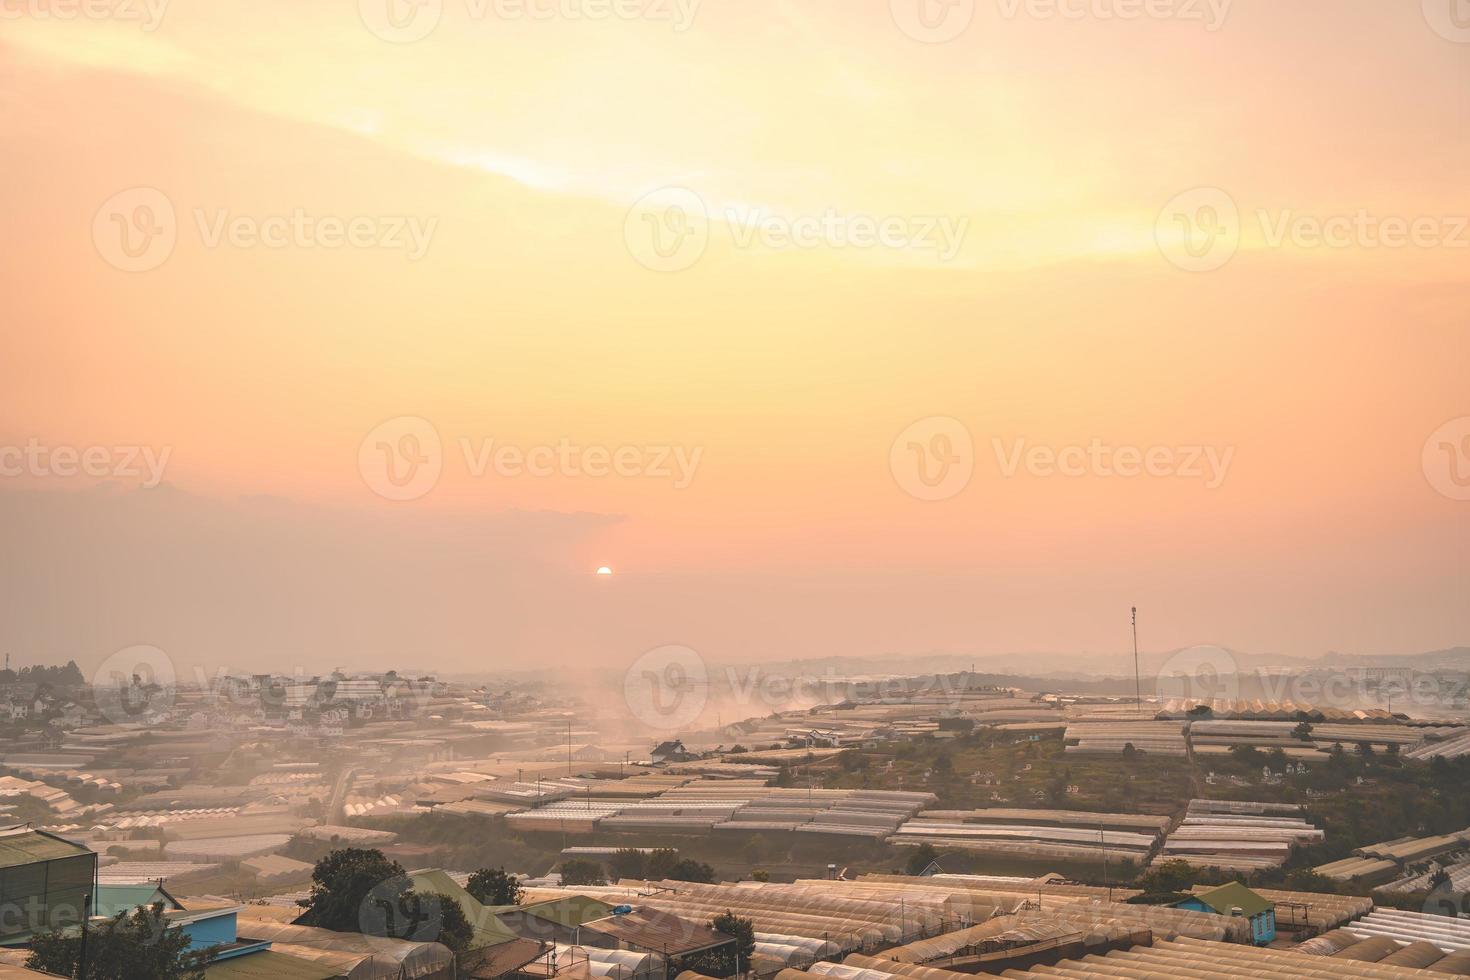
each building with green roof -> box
[1173,880,1276,945]
[405,868,523,949]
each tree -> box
[1121,742,1139,761]
[1135,859,1194,894]
[727,744,748,753]
[1186,704,1214,718]
[905,843,938,876]
[667,859,716,883]
[27,903,211,980]
[606,849,648,881]
[645,848,678,880]
[682,912,755,978]
[410,891,474,952]
[1292,721,1314,740]
[560,859,606,886]
[467,867,523,906]
[712,911,755,972]
[1229,744,1263,767]
[297,848,407,932]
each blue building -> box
[1173,881,1276,945]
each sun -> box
[596,566,613,576]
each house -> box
[650,740,694,764]
[1173,881,1276,945]
[93,883,184,918]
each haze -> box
[1,0,1466,676]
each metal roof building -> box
[0,826,97,944]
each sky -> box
[1,0,1467,678]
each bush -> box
[28,903,210,980]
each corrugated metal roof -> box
[202,949,342,980]
[0,828,93,869]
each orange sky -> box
[1,0,1467,673]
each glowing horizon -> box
[1,0,1466,670]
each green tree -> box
[606,849,648,881]
[1292,721,1314,740]
[560,859,606,886]
[667,859,716,883]
[712,911,755,969]
[297,848,407,932]
[1230,744,1263,767]
[410,891,474,952]
[645,848,678,879]
[466,867,523,906]
[1135,859,1194,894]
[27,903,211,980]
[682,912,755,978]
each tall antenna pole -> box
[1131,607,1142,717]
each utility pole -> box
[568,719,572,776]
[77,890,91,980]
[1131,607,1142,717]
